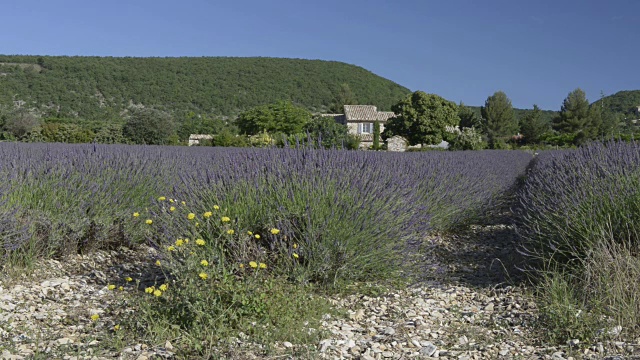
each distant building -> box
[188,134,214,146]
[322,105,395,149]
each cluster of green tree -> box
[381,88,637,150]
[231,100,361,149]
[0,55,410,119]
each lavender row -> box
[516,141,640,271]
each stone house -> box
[188,134,214,146]
[322,105,396,149]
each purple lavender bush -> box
[516,141,640,271]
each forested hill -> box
[0,55,411,118]
[593,90,640,117]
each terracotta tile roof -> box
[321,105,395,125]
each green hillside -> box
[592,90,640,117]
[0,55,411,118]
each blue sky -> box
[0,0,637,110]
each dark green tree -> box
[458,102,482,129]
[553,88,592,135]
[382,91,459,146]
[329,83,358,113]
[236,100,312,135]
[372,120,381,150]
[519,104,550,144]
[122,107,176,145]
[481,91,517,148]
[94,123,125,144]
[302,115,351,149]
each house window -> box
[361,123,373,134]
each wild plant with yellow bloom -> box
[187,213,196,220]
[196,239,205,246]
[203,211,212,218]
[145,219,153,225]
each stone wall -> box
[387,136,408,152]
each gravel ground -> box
[1,224,639,359]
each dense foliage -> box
[595,90,640,117]
[383,91,460,145]
[0,55,410,118]
[236,101,312,135]
[481,91,517,148]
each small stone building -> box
[386,135,408,152]
[188,134,214,146]
[322,105,396,149]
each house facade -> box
[322,105,396,149]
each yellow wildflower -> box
[159,284,168,291]
[91,314,100,321]
[145,219,153,225]
[125,277,133,282]
[114,324,121,331]
[213,205,220,210]
[118,286,124,291]
[259,263,267,269]
[155,260,161,266]
[167,245,176,252]
[107,284,116,290]
[239,263,244,269]
[249,261,258,268]
[293,253,299,259]
[169,206,176,212]
[196,239,205,246]
[133,212,140,217]
[187,213,196,220]
[255,234,261,239]
[293,243,298,249]
[247,231,253,235]
[175,239,184,246]
[169,198,175,203]
[145,287,154,293]
[199,272,208,280]
[200,259,209,266]
[221,216,231,222]
[226,229,235,235]
[184,238,189,243]
[270,228,280,235]
[153,289,162,297]
[203,211,213,218]
[158,196,166,201]
[181,201,186,205]
[195,222,200,227]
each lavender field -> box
[0,142,531,283]
[3,141,640,353]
